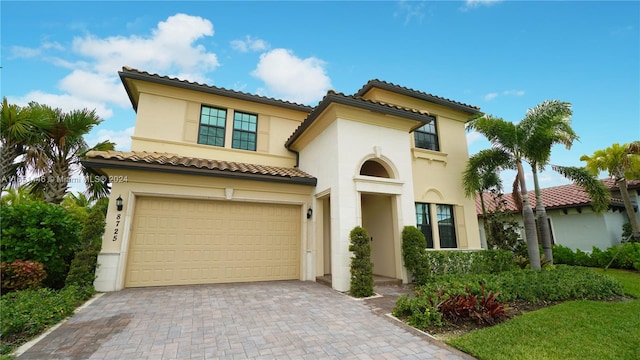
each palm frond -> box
[551,165,611,214]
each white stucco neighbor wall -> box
[479,208,626,254]
[298,118,416,292]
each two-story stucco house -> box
[84,67,482,292]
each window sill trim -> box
[412,148,448,164]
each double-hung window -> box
[415,203,457,248]
[415,203,434,248]
[232,111,257,151]
[198,106,226,147]
[414,115,439,151]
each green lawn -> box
[447,268,640,360]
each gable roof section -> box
[475,180,629,215]
[355,79,481,115]
[82,151,317,186]
[285,90,435,148]
[119,66,314,113]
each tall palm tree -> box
[580,142,640,241]
[0,98,49,190]
[462,148,512,246]
[25,104,115,204]
[467,114,542,269]
[519,100,577,264]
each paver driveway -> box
[17,281,474,360]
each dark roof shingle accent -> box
[119,66,314,113]
[285,90,435,148]
[82,151,317,186]
[355,79,481,114]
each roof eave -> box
[285,93,430,148]
[81,158,318,187]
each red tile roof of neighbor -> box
[474,178,639,215]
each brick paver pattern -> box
[17,281,474,360]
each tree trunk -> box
[532,166,553,264]
[518,160,541,270]
[480,192,491,249]
[44,160,70,204]
[0,144,19,190]
[617,178,640,241]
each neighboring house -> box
[84,67,482,292]
[475,179,640,252]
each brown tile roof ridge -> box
[354,79,481,113]
[120,66,314,111]
[475,179,629,215]
[285,90,435,147]
[85,150,316,179]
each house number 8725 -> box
[112,214,122,241]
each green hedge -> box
[1,201,81,289]
[0,285,95,355]
[553,243,640,270]
[349,226,374,297]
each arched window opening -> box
[359,160,391,178]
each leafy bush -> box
[349,226,374,298]
[1,201,82,289]
[401,226,429,283]
[65,207,106,287]
[414,266,624,304]
[0,285,94,354]
[0,260,47,293]
[553,243,640,270]
[393,293,443,329]
[423,250,517,280]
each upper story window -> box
[198,106,226,147]
[232,111,257,151]
[414,115,439,151]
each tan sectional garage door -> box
[125,197,301,287]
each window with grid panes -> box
[415,203,434,248]
[414,115,439,151]
[436,204,457,248]
[198,106,226,147]
[232,111,257,151]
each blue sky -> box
[2,0,639,190]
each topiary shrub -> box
[65,206,106,288]
[0,260,47,293]
[401,226,429,284]
[0,201,82,289]
[349,226,374,298]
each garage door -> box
[125,197,301,287]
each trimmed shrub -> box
[1,201,82,289]
[349,226,374,297]
[0,260,47,293]
[401,226,429,283]
[423,250,517,279]
[552,243,640,270]
[65,207,106,287]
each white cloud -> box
[231,35,269,53]
[484,92,498,101]
[8,91,113,120]
[463,0,503,11]
[71,13,219,76]
[503,89,526,96]
[251,48,331,105]
[395,0,426,25]
[87,126,135,151]
[466,131,484,146]
[14,13,221,124]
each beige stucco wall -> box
[94,168,314,291]
[129,81,309,167]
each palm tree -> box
[462,148,512,247]
[467,114,542,269]
[0,98,49,190]
[25,104,115,204]
[580,142,640,241]
[0,185,39,206]
[519,100,577,264]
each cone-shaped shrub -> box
[349,226,374,297]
